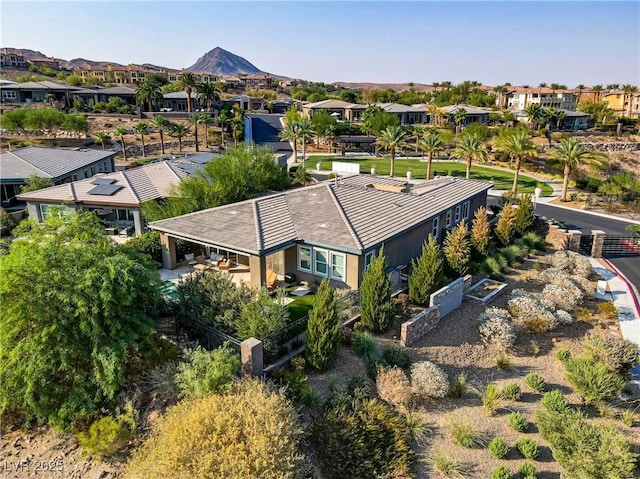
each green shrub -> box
[409,237,445,305]
[502,382,521,401]
[516,437,538,460]
[524,373,545,392]
[517,461,537,479]
[383,346,411,369]
[77,405,136,460]
[305,279,341,370]
[125,231,162,263]
[495,203,517,246]
[564,354,624,405]
[147,362,180,401]
[352,331,382,363]
[449,419,488,448]
[491,466,512,479]
[482,383,502,416]
[508,411,528,432]
[449,372,469,399]
[620,409,635,427]
[489,437,509,459]
[554,348,571,362]
[521,232,545,252]
[541,390,569,413]
[495,353,514,370]
[404,410,431,445]
[498,246,517,266]
[597,301,617,321]
[584,334,640,378]
[175,345,241,399]
[481,256,504,280]
[429,454,471,478]
[360,246,395,333]
[313,389,416,479]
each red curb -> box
[601,257,640,317]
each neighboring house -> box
[301,99,359,121]
[161,91,199,112]
[244,114,292,155]
[29,57,60,69]
[504,87,577,111]
[149,175,492,289]
[302,100,429,125]
[237,74,272,88]
[512,109,589,131]
[17,155,216,236]
[601,90,640,119]
[224,94,266,111]
[167,71,218,83]
[94,86,137,105]
[1,147,116,208]
[0,80,77,105]
[438,104,492,126]
[378,102,428,126]
[0,48,27,68]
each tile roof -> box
[378,102,426,113]
[303,99,359,109]
[149,175,493,255]
[17,161,188,207]
[440,104,493,115]
[97,86,136,95]
[0,147,116,182]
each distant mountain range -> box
[185,47,264,76]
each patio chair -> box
[266,269,280,292]
[185,253,198,266]
[218,259,232,270]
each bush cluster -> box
[525,373,546,393]
[489,437,509,459]
[77,404,136,460]
[542,284,580,312]
[175,345,240,399]
[376,366,411,410]
[564,353,625,405]
[508,293,559,332]
[478,307,516,350]
[508,411,529,432]
[411,361,449,399]
[583,334,640,378]
[549,250,592,278]
[516,437,539,460]
[502,382,521,401]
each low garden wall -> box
[400,305,440,347]
[430,276,465,318]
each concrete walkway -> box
[590,258,640,382]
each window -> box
[40,204,68,219]
[462,201,470,219]
[364,251,375,270]
[298,246,312,272]
[445,210,452,228]
[330,252,346,280]
[432,217,440,239]
[455,205,461,222]
[314,248,328,276]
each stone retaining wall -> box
[540,142,639,152]
[400,305,441,347]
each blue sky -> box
[1,1,638,86]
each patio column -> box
[160,233,177,270]
[132,210,144,237]
[249,255,267,288]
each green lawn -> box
[287,292,316,321]
[312,157,553,196]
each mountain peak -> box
[186,47,263,76]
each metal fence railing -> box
[177,316,242,354]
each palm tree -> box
[177,72,197,113]
[170,122,190,152]
[452,108,467,133]
[135,79,163,112]
[198,114,213,149]
[296,118,315,169]
[525,104,542,130]
[188,113,200,152]
[114,127,128,162]
[621,84,638,118]
[217,111,231,147]
[280,121,302,163]
[418,129,444,180]
[94,131,110,150]
[552,137,607,201]
[575,84,586,103]
[606,83,620,91]
[151,116,170,155]
[493,84,509,109]
[133,122,149,158]
[231,114,244,146]
[555,109,566,130]
[195,82,219,112]
[496,130,538,193]
[412,125,424,152]
[376,125,409,177]
[592,84,603,103]
[452,132,488,179]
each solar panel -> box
[88,184,124,196]
[91,178,116,185]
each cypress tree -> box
[471,206,490,257]
[360,246,395,333]
[409,236,444,306]
[496,202,517,246]
[515,193,535,235]
[305,279,341,370]
[444,220,471,276]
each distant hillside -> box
[185,47,264,76]
[333,82,435,92]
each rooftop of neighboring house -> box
[0,147,116,183]
[95,86,136,95]
[302,99,359,110]
[16,159,197,207]
[378,102,426,113]
[511,108,589,118]
[0,80,77,91]
[162,91,198,99]
[149,174,492,256]
[439,104,493,115]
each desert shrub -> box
[541,390,569,413]
[482,383,502,416]
[535,405,638,479]
[516,437,539,460]
[478,307,516,350]
[498,246,518,266]
[508,411,528,432]
[404,410,431,445]
[481,256,504,280]
[376,366,411,410]
[542,284,580,311]
[597,301,618,321]
[146,362,180,401]
[383,346,411,369]
[502,383,521,401]
[489,437,509,459]
[554,348,571,362]
[524,373,545,392]
[549,250,592,278]
[517,462,537,479]
[564,354,624,405]
[553,309,574,325]
[495,352,514,370]
[393,293,413,322]
[313,389,415,479]
[411,361,449,399]
[620,410,635,427]
[125,378,305,479]
[175,345,240,399]
[584,334,640,377]
[575,307,594,322]
[529,340,540,356]
[449,372,470,399]
[540,268,591,301]
[352,331,381,362]
[508,292,558,332]
[491,466,512,479]
[520,232,545,252]
[449,419,488,448]
[77,404,136,459]
[429,454,471,478]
